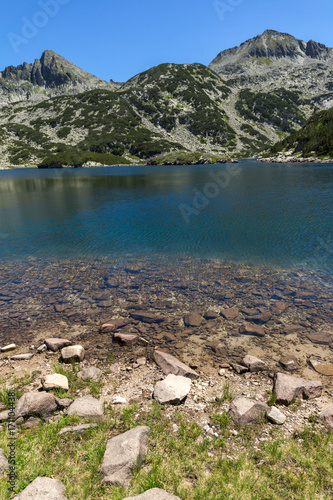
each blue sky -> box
[1,0,333,83]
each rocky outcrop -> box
[273,373,322,405]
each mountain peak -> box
[209,30,333,75]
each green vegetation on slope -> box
[269,106,333,157]
[235,88,307,133]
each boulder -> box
[77,366,102,382]
[0,448,9,475]
[15,392,58,420]
[153,374,191,404]
[307,332,332,345]
[229,397,269,426]
[123,489,181,500]
[267,406,286,425]
[239,324,265,337]
[271,302,289,315]
[41,374,69,391]
[101,426,151,485]
[248,312,271,324]
[61,345,85,363]
[230,363,248,374]
[113,333,138,345]
[129,311,164,323]
[203,310,219,320]
[183,313,203,327]
[59,424,97,436]
[220,307,239,320]
[45,338,72,352]
[100,318,131,332]
[320,405,333,428]
[67,395,104,419]
[273,373,322,405]
[279,355,298,371]
[153,350,199,379]
[13,477,66,499]
[309,359,333,376]
[243,355,267,372]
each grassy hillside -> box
[268,107,333,157]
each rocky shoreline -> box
[258,155,333,164]
[0,256,332,497]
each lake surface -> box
[0,161,332,273]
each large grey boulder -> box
[77,366,102,381]
[61,345,85,363]
[123,489,181,499]
[101,426,150,485]
[243,355,267,372]
[273,373,322,405]
[229,397,269,426]
[44,338,72,352]
[15,392,58,420]
[67,395,104,419]
[153,350,199,379]
[320,405,333,428]
[0,449,9,475]
[13,477,66,499]
[153,374,191,404]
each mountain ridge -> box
[0,30,332,166]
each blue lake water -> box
[0,160,332,274]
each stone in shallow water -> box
[113,333,138,345]
[153,350,199,379]
[239,324,265,337]
[220,307,239,320]
[100,318,131,332]
[130,311,165,323]
[309,359,333,376]
[279,355,298,371]
[307,332,332,345]
[183,312,203,327]
[243,355,267,372]
[45,338,72,352]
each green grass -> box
[1,396,333,499]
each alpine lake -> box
[0,160,332,379]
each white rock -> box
[112,396,127,404]
[1,344,16,352]
[153,374,191,405]
[267,406,286,425]
[41,374,69,391]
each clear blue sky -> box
[1,0,333,83]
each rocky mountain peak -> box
[209,30,333,75]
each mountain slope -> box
[267,107,333,158]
